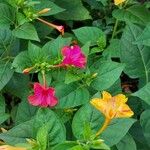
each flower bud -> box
[38,8,51,15]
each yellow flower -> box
[114,0,125,5]
[0,145,26,150]
[90,91,134,120]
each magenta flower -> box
[28,83,58,107]
[59,45,86,68]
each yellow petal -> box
[114,94,128,104]
[115,104,134,118]
[0,145,26,150]
[102,91,112,101]
[90,98,107,117]
[114,0,125,5]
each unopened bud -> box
[38,8,51,15]
[23,66,34,74]
[92,73,98,78]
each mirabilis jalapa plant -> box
[1,0,150,149]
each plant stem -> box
[95,118,111,138]
[42,70,47,88]
[111,19,119,40]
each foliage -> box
[0,0,150,150]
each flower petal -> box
[102,91,112,101]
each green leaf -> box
[42,36,72,59]
[82,41,91,56]
[0,108,66,146]
[72,104,136,146]
[15,98,37,125]
[120,23,150,84]
[65,72,81,84]
[12,51,32,73]
[0,119,35,144]
[5,73,30,98]
[72,104,104,140]
[0,3,15,27]
[55,83,89,108]
[34,109,66,147]
[13,23,40,41]
[91,140,110,150]
[0,95,9,124]
[55,0,91,20]
[36,124,49,150]
[140,110,150,147]
[28,42,48,63]
[73,27,105,46]
[113,5,150,25]
[52,141,78,150]
[103,39,121,58]
[0,28,15,55]
[0,62,14,90]
[90,61,124,91]
[116,134,136,150]
[101,119,136,146]
[135,23,150,46]
[132,82,150,105]
[35,0,65,16]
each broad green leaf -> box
[132,82,150,105]
[120,23,150,84]
[103,39,121,58]
[65,72,81,84]
[55,0,91,20]
[72,104,136,146]
[13,23,40,41]
[0,3,15,27]
[82,41,91,56]
[34,108,66,147]
[135,23,150,46]
[0,62,14,90]
[113,5,150,25]
[28,42,48,63]
[36,124,49,150]
[0,119,35,144]
[52,141,78,150]
[0,28,15,55]
[91,141,110,150]
[140,110,150,147]
[73,27,105,46]
[5,73,30,98]
[42,36,72,59]
[90,61,124,91]
[116,134,136,150]
[0,108,66,146]
[101,119,136,146]
[12,51,32,73]
[15,98,37,125]
[35,0,65,16]
[0,95,9,124]
[55,83,89,108]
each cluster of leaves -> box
[0,0,150,150]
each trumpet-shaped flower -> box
[28,83,58,107]
[90,91,134,120]
[114,0,125,5]
[59,45,86,68]
[0,145,26,150]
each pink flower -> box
[28,83,58,107]
[59,45,86,68]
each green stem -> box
[111,19,119,40]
